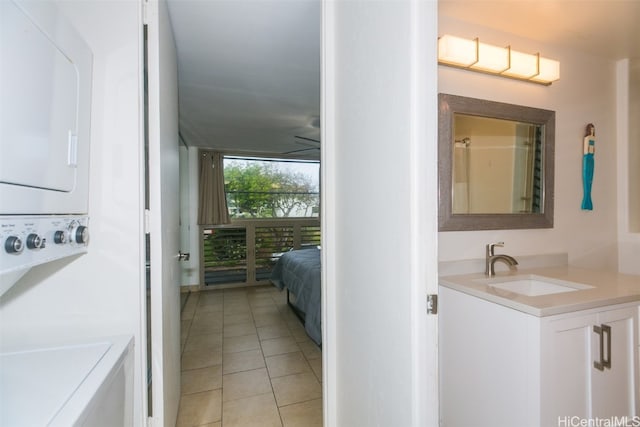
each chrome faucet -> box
[485,242,518,277]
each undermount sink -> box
[474,274,594,297]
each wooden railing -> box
[201,218,320,287]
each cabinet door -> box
[591,306,638,418]
[543,305,639,424]
[542,312,596,424]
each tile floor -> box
[177,285,323,427]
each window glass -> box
[224,156,320,218]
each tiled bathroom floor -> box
[177,285,323,427]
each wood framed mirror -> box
[438,93,555,231]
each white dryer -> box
[0,0,93,294]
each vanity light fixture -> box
[438,35,560,85]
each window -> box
[223,156,320,219]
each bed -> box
[270,247,321,345]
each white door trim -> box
[320,0,439,425]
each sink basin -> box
[474,274,594,297]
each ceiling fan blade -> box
[294,135,320,144]
[283,147,320,154]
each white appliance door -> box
[0,1,78,192]
[147,0,181,425]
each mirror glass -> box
[452,114,543,214]
[439,94,555,231]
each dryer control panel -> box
[0,215,89,278]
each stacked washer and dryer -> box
[0,2,133,425]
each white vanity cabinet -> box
[440,286,639,427]
[541,305,638,424]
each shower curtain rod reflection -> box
[454,137,471,147]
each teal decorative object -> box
[581,124,595,210]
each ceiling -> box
[439,0,640,61]
[167,0,639,159]
[166,0,321,159]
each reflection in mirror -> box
[452,114,543,214]
[439,94,555,231]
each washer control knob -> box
[54,230,67,244]
[26,233,43,249]
[5,236,24,254]
[74,226,89,245]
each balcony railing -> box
[201,219,321,287]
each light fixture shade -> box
[472,42,509,73]
[502,50,539,79]
[530,57,560,83]
[438,35,477,67]
[437,34,560,85]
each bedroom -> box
[168,1,325,424]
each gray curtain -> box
[198,151,230,225]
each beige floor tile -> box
[183,292,199,309]
[298,341,321,360]
[261,336,300,357]
[222,297,248,306]
[177,287,323,426]
[279,398,323,427]
[253,318,283,328]
[223,321,256,338]
[223,333,260,354]
[190,319,224,336]
[197,302,224,313]
[222,368,272,402]
[224,302,252,315]
[176,389,222,427]
[265,352,311,378]
[253,312,285,327]
[286,319,305,334]
[308,357,322,382]
[251,305,281,316]
[181,308,196,321]
[279,310,302,325]
[181,320,192,341]
[182,365,223,395]
[185,332,223,352]
[247,296,275,309]
[257,323,291,340]
[246,285,272,294]
[271,372,322,407]
[194,311,224,323]
[223,292,248,302]
[223,348,265,374]
[182,348,223,371]
[221,393,282,427]
[199,298,223,306]
[223,312,253,326]
[271,290,288,303]
[198,293,223,306]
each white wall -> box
[438,16,620,271]
[0,1,147,424]
[616,59,640,274]
[179,146,201,286]
[323,0,438,424]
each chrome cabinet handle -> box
[602,324,611,369]
[593,323,612,371]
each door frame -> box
[145,0,182,425]
[320,0,439,425]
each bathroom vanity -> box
[439,267,640,427]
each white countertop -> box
[439,266,640,317]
